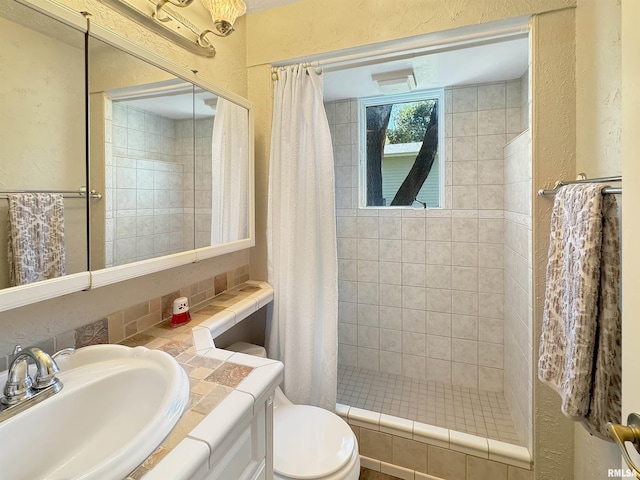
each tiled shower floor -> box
[337,365,522,446]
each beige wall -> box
[0,0,248,355]
[621,0,640,474]
[575,0,622,178]
[247,64,273,280]
[530,9,577,479]
[245,0,575,67]
[573,0,622,478]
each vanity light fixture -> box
[103,0,245,57]
[200,0,246,37]
[153,0,195,22]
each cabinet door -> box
[249,461,266,480]
[204,399,268,480]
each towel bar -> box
[0,187,102,200]
[538,174,622,196]
[538,186,622,196]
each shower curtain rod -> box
[0,187,102,199]
[537,175,622,196]
[271,62,323,80]
[270,21,529,74]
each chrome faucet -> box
[0,346,64,421]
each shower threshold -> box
[337,364,522,446]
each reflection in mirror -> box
[88,37,196,269]
[193,88,249,247]
[0,0,87,289]
[203,91,250,245]
[88,33,252,273]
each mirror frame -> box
[0,0,90,312]
[87,23,255,289]
[0,0,255,311]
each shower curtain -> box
[267,64,338,410]
[211,97,249,245]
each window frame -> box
[358,88,445,209]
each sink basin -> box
[0,344,189,480]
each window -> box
[359,90,443,208]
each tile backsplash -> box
[0,264,249,370]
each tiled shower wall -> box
[503,128,533,448]
[107,103,213,266]
[328,79,525,392]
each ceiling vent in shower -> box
[371,69,416,95]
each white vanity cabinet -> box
[195,390,270,480]
[143,352,283,480]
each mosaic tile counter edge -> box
[121,281,278,479]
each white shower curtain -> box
[211,97,249,245]
[267,65,338,410]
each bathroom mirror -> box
[0,0,91,311]
[0,0,253,308]
[87,25,254,288]
[88,36,197,271]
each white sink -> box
[0,344,190,480]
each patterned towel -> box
[538,183,621,440]
[7,193,67,286]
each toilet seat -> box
[273,405,357,479]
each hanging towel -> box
[538,183,621,441]
[7,193,67,286]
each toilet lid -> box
[273,405,356,479]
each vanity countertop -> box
[122,281,281,480]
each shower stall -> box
[325,46,533,451]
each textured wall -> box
[531,9,576,480]
[621,0,640,474]
[246,0,575,67]
[575,0,621,179]
[247,64,273,281]
[573,0,622,477]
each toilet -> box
[227,342,360,480]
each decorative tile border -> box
[0,265,250,369]
[337,404,532,480]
